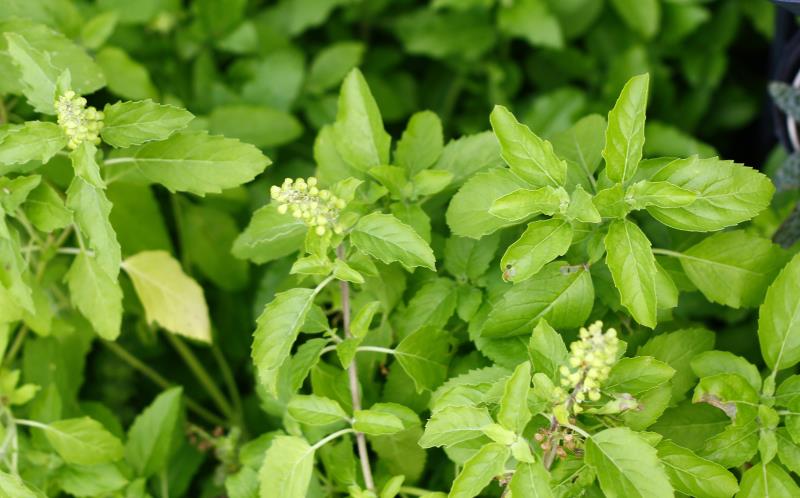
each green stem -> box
[3,325,28,367]
[211,342,243,429]
[651,248,684,259]
[101,340,226,427]
[310,428,356,452]
[356,346,395,355]
[399,486,437,496]
[163,333,233,422]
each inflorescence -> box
[270,177,346,236]
[555,321,619,412]
[55,91,104,150]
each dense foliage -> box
[1,0,798,497]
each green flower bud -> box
[55,90,104,149]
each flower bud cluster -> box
[55,91,104,149]
[555,321,618,411]
[270,177,346,236]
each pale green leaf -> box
[0,122,66,165]
[758,253,800,371]
[396,110,443,175]
[125,387,183,478]
[500,219,572,283]
[488,186,565,222]
[509,462,554,498]
[497,361,532,433]
[656,440,738,498]
[737,462,800,498]
[603,73,649,184]
[66,252,122,340]
[101,100,194,148]
[446,168,529,238]
[233,204,306,264]
[419,406,493,448]
[351,212,435,271]
[287,395,348,426]
[66,177,120,278]
[353,410,405,436]
[259,436,314,498]
[45,417,124,466]
[448,442,509,498]
[605,218,657,328]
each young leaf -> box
[253,287,317,396]
[395,327,452,392]
[124,131,270,195]
[510,461,554,498]
[123,251,211,342]
[101,100,194,148]
[551,114,606,180]
[333,68,391,171]
[233,204,306,264]
[0,122,67,166]
[448,442,509,498]
[609,0,660,39]
[625,180,696,210]
[483,262,593,337]
[353,410,405,436]
[737,462,800,497]
[4,32,59,114]
[566,185,601,223]
[656,440,739,498]
[396,110,443,175]
[125,387,183,478]
[603,73,649,184]
[488,186,565,222]
[288,395,349,426]
[351,212,436,271]
[490,105,566,187]
[528,319,568,381]
[500,219,573,283]
[259,436,315,498]
[758,253,800,371]
[66,177,121,279]
[22,182,72,232]
[45,417,124,466]
[446,168,529,238]
[605,219,657,328]
[585,427,673,498]
[497,361,532,433]
[647,156,773,232]
[419,406,493,448]
[66,252,122,340]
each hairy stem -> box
[337,244,375,491]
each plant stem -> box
[163,333,234,422]
[399,486,437,496]
[103,157,135,166]
[3,325,29,367]
[211,342,244,429]
[357,346,395,355]
[101,340,226,427]
[651,248,684,259]
[310,428,356,452]
[337,244,375,492]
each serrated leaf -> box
[490,105,566,187]
[0,122,66,166]
[758,253,800,371]
[44,417,124,466]
[585,427,672,498]
[122,250,210,342]
[647,156,773,231]
[66,252,122,340]
[351,212,436,271]
[66,177,120,278]
[125,387,183,478]
[4,32,60,113]
[259,436,314,498]
[23,182,71,232]
[419,406,493,448]
[253,287,317,396]
[233,204,306,264]
[101,100,194,148]
[605,218,657,328]
[500,219,572,283]
[677,230,786,308]
[483,262,593,338]
[603,74,649,184]
[123,131,270,195]
[448,442,509,498]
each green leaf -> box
[448,442,509,498]
[259,436,314,498]
[125,387,183,478]
[287,395,348,426]
[0,235,33,313]
[690,351,761,392]
[497,361,532,433]
[603,73,649,184]
[737,463,800,498]
[306,41,364,94]
[638,328,715,401]
[0,122,66,166]
[57,463,128,497]
[395,327,452,393]
[66,252,122,340]
[66,177,120,278]
[483,262,594,338]
[351,212,436,271]
[443,233,500,282]
[396,278,457,337]
[4,32,59,113]
[566,185,601,223]
[700,421,759,468]
[412,169,452,197]
[353,410,405,436]
[333,68,391,171]
[419,406,493,448]
[510,462,554,498]
[80,11,118,50]
[605,357,675,395]
[605,218,657,328]
[0,469,43,498]
[610,0,660,39]
[434,131,504,186]
[692,374,759,424]
[528,319,568,380]
[490,105,566,187]
[123,251,210,342]
[651,402,730,452]
[101,100,194,148]
[45,417,124,466]
[208,105,303,148]
[396,110,443,175]
[233,204,306,264]
[677,231,787,309]
[22,182,71,232]
[95,46,156,100]
[656,440,738,498]
[500,219,573,283]
[446,168,529,238]
[488,186,565,222]
[647,156,774,231]
[585,427,673,498]
[758,253,800,371]
[253,287,318,396]
[551,114,606,181]
[625,180,696,210]
[593,183,630,219]
[497,0,561,48]
[124,131,270,196]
